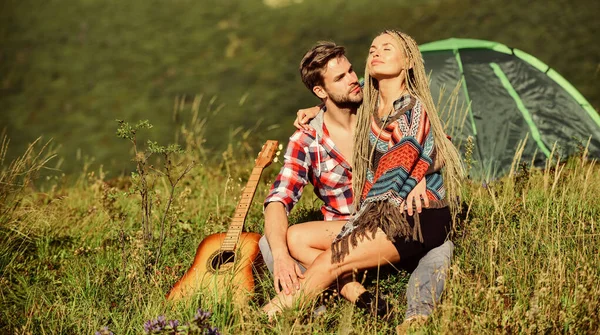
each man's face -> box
[318,56,363,108]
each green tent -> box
[420,38,600,177]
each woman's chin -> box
[369,71,400,80]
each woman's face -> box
[367,33,408,80]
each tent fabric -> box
[420,38,600,177]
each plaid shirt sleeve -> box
[264,130,313,215]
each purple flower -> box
[194,308,211,320]
[143,309,215,334]
[143,316,167,334]
[143,320,153,333]
[207,327,220,335]
[192,308,211,325]
[168,319,180,329]
[157,315,167,327]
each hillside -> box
[1,0,599,174]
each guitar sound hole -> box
[210,251,236,272]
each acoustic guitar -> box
[166,140,278,303]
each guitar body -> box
[167,232,262,304]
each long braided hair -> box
[352,30,464,212]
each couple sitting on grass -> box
[259,29,464,332]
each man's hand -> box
[405,178,429,216]
[293,105,321,131]
[273,253,305,295]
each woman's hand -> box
[293,105,321,131]
[405,178,429,216]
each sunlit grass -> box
[1,108,599,334]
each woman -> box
[262,30,463,323]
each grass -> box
[1,105,599,334]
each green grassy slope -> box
[1,130,599,334]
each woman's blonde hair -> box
[352,30,464,211]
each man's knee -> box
[412,240,454,284]
[259,234,307,275]
[406,241,454,298]
[258,235,275,274]
[420,240,454,268]
[404,241,454,319]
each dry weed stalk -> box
[0,135,56,223]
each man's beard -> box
[329,91,363,110]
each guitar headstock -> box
[255,140,279,168]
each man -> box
[260,41,454,322]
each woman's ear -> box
[313,86,328,99]
[399,45,414,70]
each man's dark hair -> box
[299,41,346,95]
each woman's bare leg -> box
[287,220,346,268]
[263,228,400,314]
[287,221,370,303]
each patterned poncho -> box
[331,94,448,263]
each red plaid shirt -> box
[264,112,354,221]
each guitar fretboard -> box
[221,167,263,251]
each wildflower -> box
[143,315,167,334]
[94,326,114,335]
[143,309,215,334]
[207,327,220,335]
[192,308,211,325]
[143,320,153,333]
[168,319,179,329]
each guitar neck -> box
[221,166,264,251]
